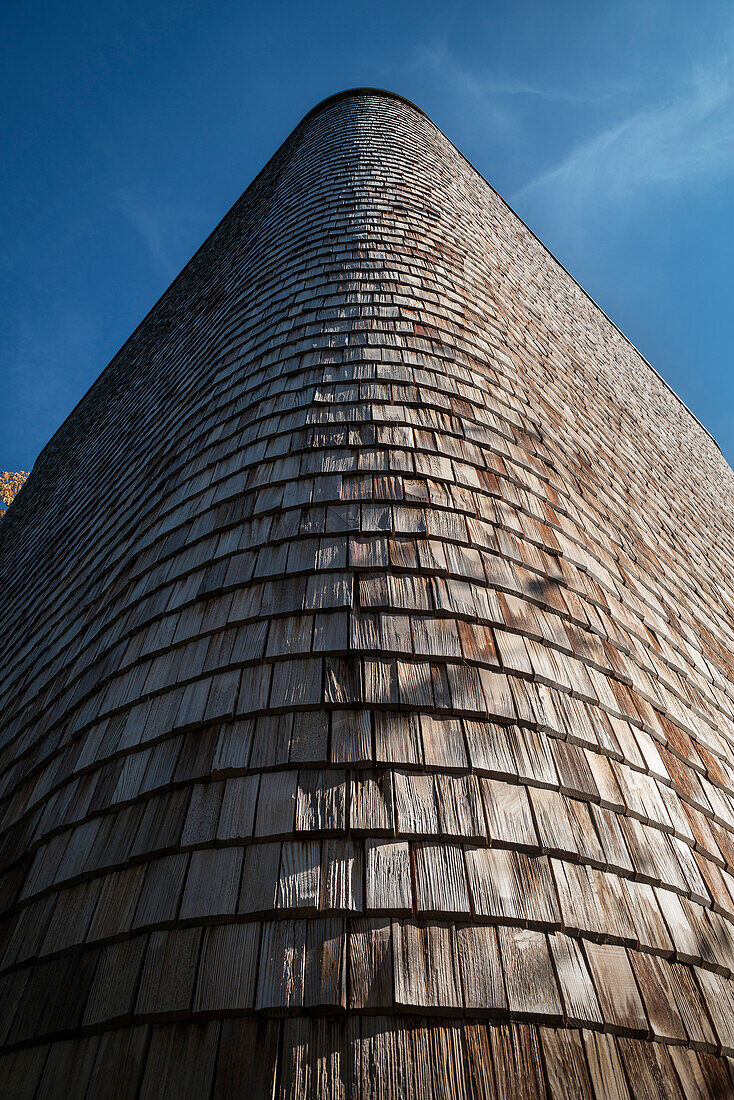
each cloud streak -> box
[116,190,210,277]
[412,30,734,224]
[117,190,179,274]
[412,40,624,109]
[514,61,734,210]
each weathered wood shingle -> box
[0,88,733,1096]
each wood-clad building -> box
[1,89,734,1097]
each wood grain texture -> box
[0,88,732,1095]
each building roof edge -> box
[307,88,720,453]
[31,87,722,475]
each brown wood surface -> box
[1,89,733,1097]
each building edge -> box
[30,87,721,478]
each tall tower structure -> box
[1,89,734,1098]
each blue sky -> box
[3,0,733,470]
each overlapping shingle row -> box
[1,90,734,1096]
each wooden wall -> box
[1,89,734,1097]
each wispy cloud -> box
[117,190,178,273]
[412,40,623,110]
[514,60,734,210]
[116,190,208,276]
[411,32,734,223]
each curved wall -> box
[1,90,734,1097]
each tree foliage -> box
[0,471,29,517]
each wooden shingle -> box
[193,922,260,1014]
[3,89,734,1092]
[365,839,412,914]
[413,842,470,916]
[349,917,393,1010]
[583,942,648,1035]
[179,847,243,922]
[392,921,463,1012]
[136,928,202,1019]
[498,927,562,1021]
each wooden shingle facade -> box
[1,89,734,1097]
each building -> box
[1,89,734,1097]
